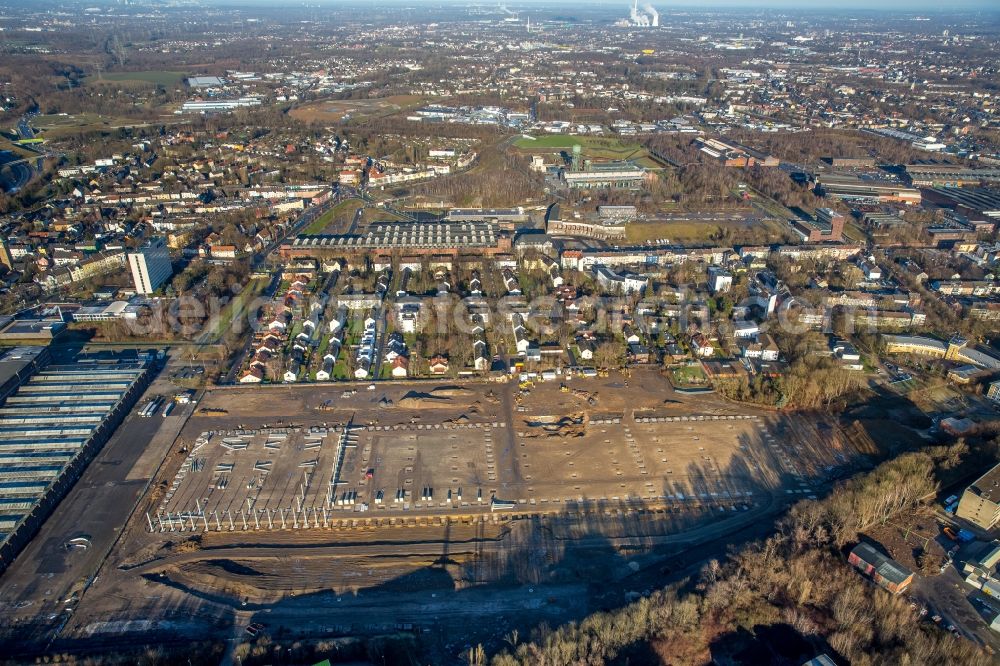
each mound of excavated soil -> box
[426,386,471,398]
[396,386,473,409]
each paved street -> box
[0,360,196,648]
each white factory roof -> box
[187,76,224,87]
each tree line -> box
[486,447,988,666]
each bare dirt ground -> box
[0,369,888,662]
[288,95,425,124]
[862,507,948,574]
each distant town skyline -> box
[310,0,996,10]
[656,0,999,9]
[188,0,1000,13]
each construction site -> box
[152,411,774,534]
[147,368,871,535]
[0,367,888,659]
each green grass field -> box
[87,71,186,86]
[670,363,708,386]
[303,200,364,235]
[515,135,633,149]
[842,220,867,244]
[33,113,104,127]
[203,277,268,342]
[633,155,665,169]
[285,322,304,353]
[625,217,788,245]
[0,138,38,160]
[513,134,647,161]
[302,208,339,236]
[625,221,715,244]
[363,207,410,223]
[29,112,149,139]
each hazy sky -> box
[157,0,1000,13]
[511,0,1000,10]
[596,0,998,8]
[194,0,1000,8]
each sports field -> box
[511,134,667,169]
[513,134,648,159]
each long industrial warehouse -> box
[0,347,153,572]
